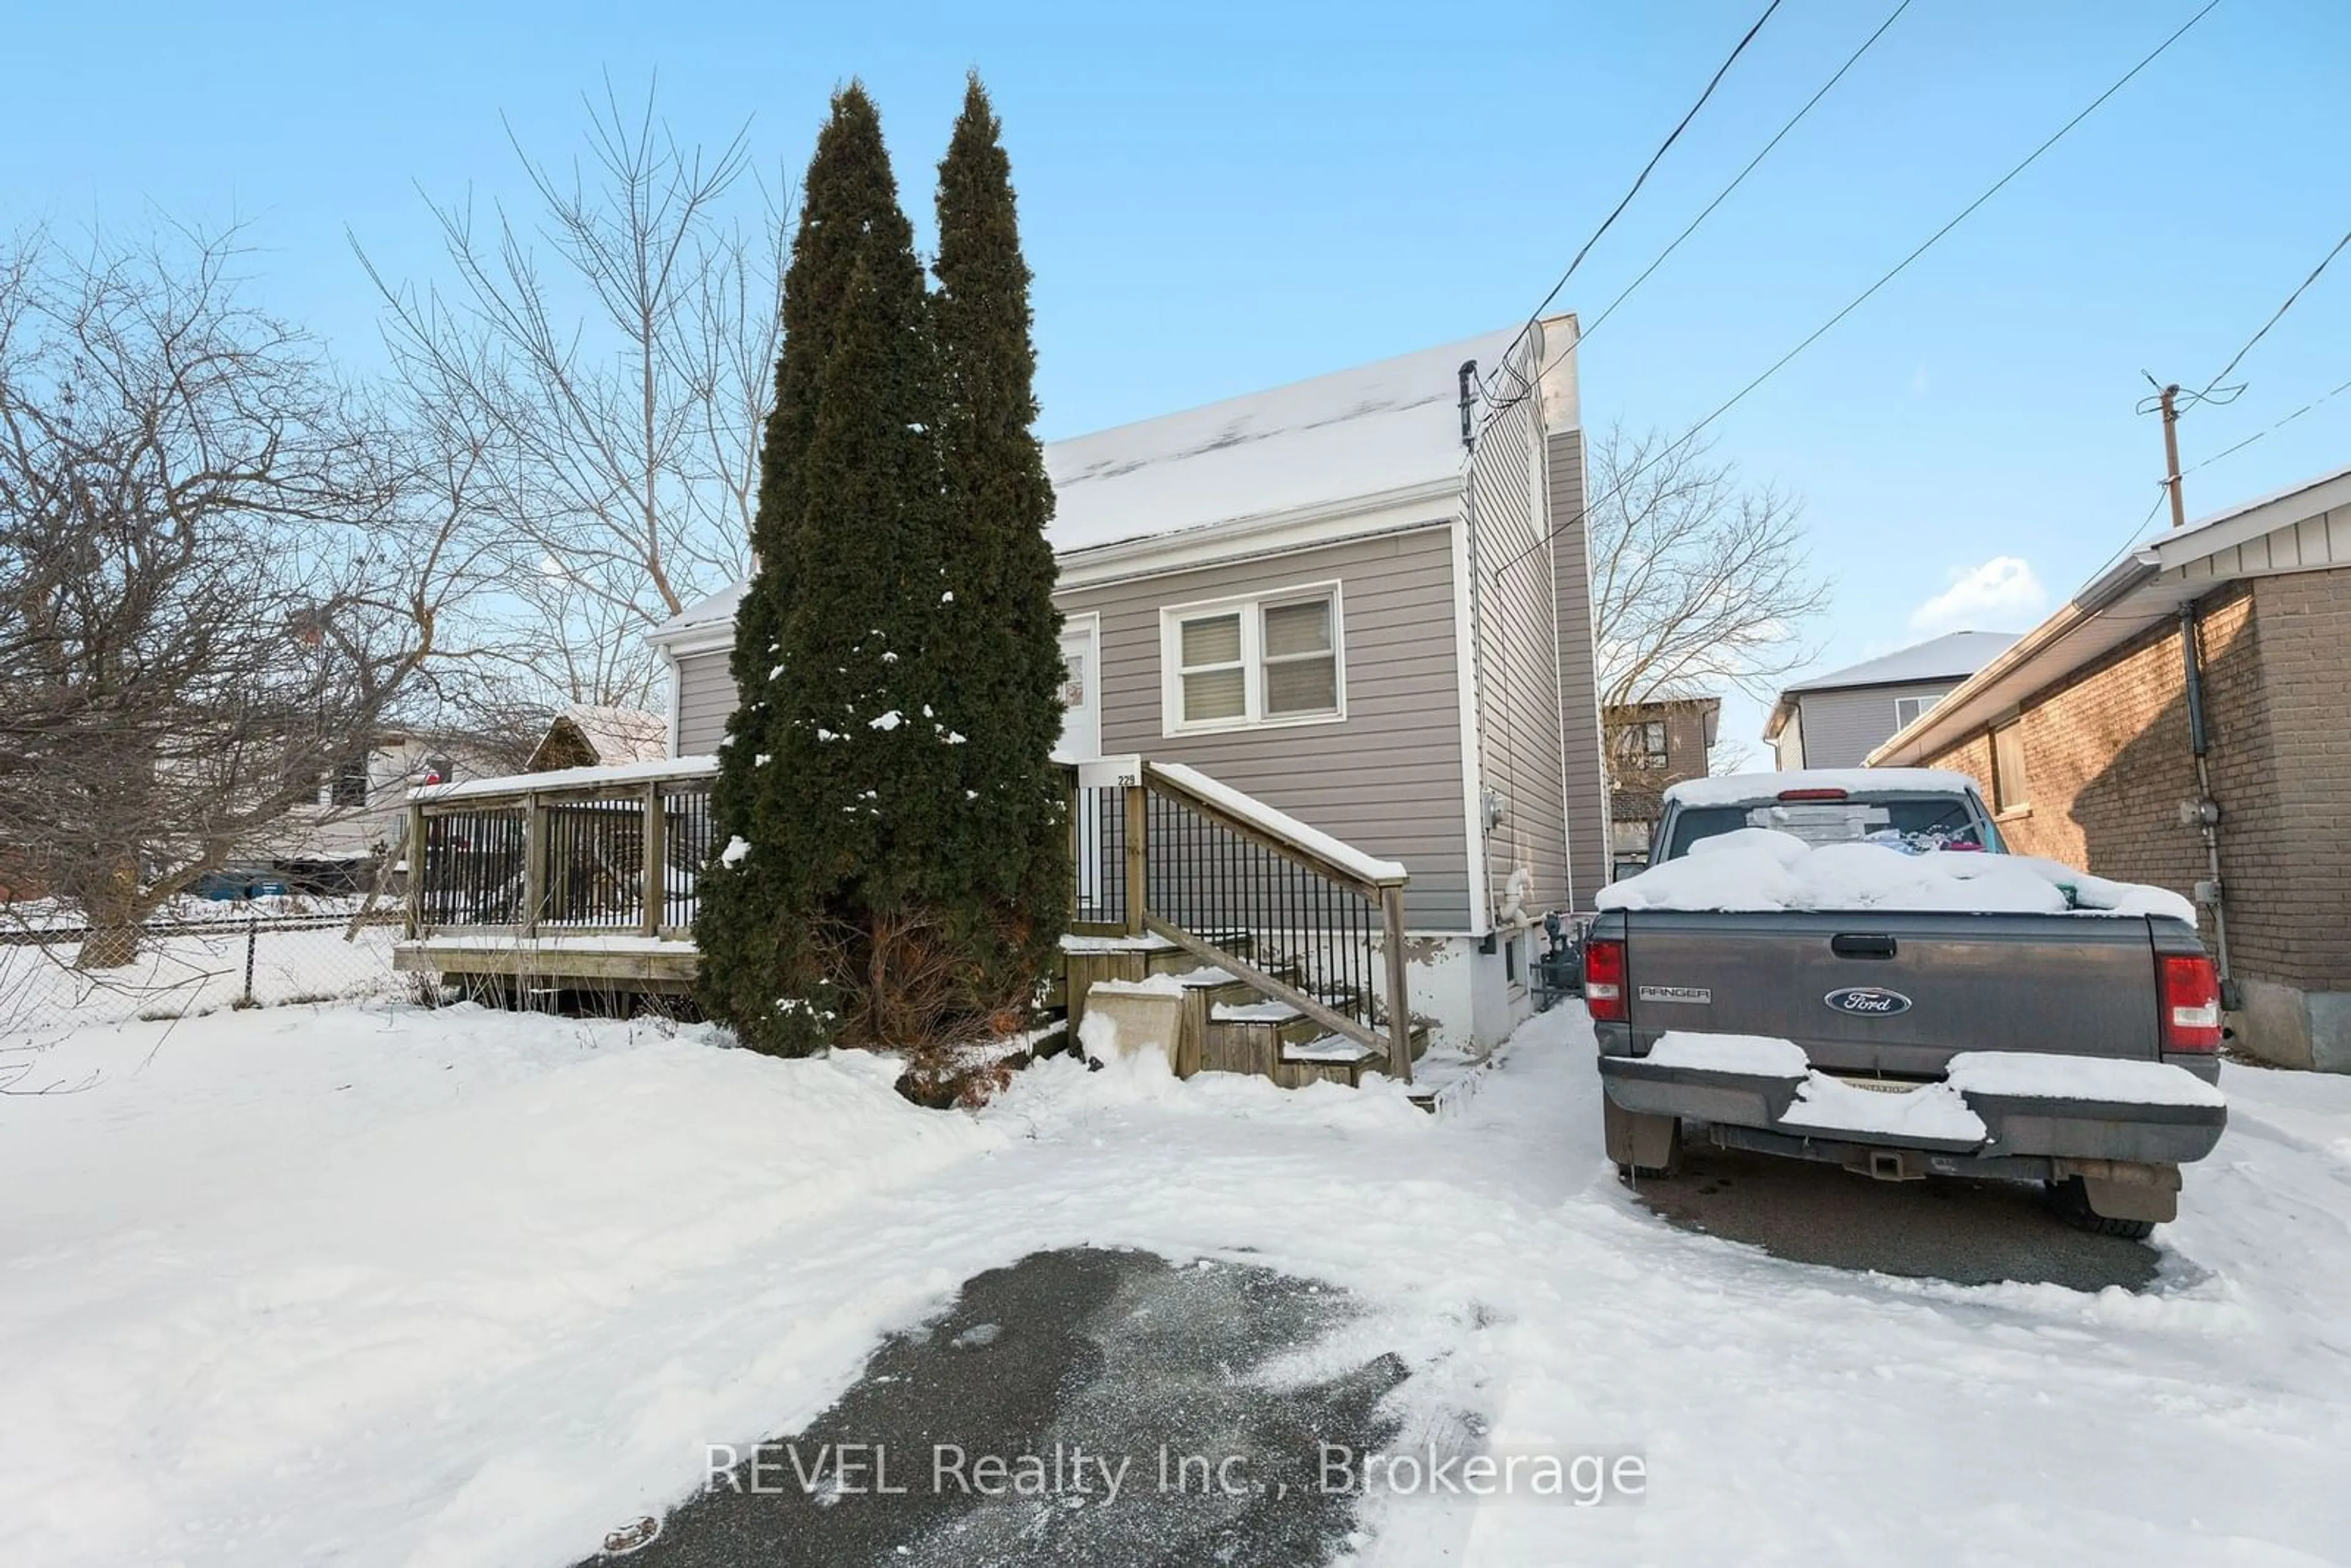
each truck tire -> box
[1605,1098,1681,1181]
[2045,1177,2157,1242]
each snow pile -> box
[1646,1031,1809,1076]
[1945,1051,2228,1107]
[0,1008,998,1566]
[1597,830,2196,922]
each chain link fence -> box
[1,904,409,1050]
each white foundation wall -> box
[1384,932,1535,1052]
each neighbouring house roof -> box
[528,705,669,772]
[1870,460,2351,767]
[652,323,1545,643]
[1763,631,2020,740]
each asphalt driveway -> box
[594,1248,1406,1567]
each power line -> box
[2085,484,2177,585]
[1479,0,1785,410]
[2194,227,2351,399]
[1483,0,2224,587]
[2181,370,2351,478]
[1540,0,1919,384]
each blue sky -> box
[9,0,2347,754]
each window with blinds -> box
[1163,585,1344,732]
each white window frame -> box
[1159,581,1348,737]
[1892,692,1943,731]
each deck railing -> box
[405,759,719,940]
[1065,758,1414,1082]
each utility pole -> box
[2158,382,2188,530]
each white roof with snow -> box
[1764,631,2020,741]
[1783,631,2021,695]
[533,704,669,768]
[653,326,1536,640]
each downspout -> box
[2179,605,2239,1010]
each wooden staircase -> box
[1054,759,1434,1090]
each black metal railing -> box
[1146,786,1385,1038]
[539,800,643,929]
[419,808,526,928]
[662,787,716,929]
[406,763,719,940]
[1068,778,1130,931]
[1062,760,1414,1080]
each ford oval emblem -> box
[1824,986,1913,1017]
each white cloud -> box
[1908,556,2047,634]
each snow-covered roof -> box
[653,324,1550,642]
[1785,632,2021,695]
[531,704,669,769]
[1764,632,2020,741]
[1872,459,2351,767]
[1044,326,1514,555]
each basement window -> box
[1163,584,1345,733]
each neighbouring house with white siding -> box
[649,319,1606,1047]
[1764,631,2020,771]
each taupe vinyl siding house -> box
[653,319,1605,1047]
[1872,462,2351,1073]
[1764,631,2020,769]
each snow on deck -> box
[410,754,719,803]
[4,1004,2347,1564]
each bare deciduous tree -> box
[1588,422,1830,773]
[0,223,486,966]
[358,78,787,711]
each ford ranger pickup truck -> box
[1590,769,2228,1238]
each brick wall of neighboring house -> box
[1919,572,2351,1065]
[1922,585,2266,955]
[2243,568,2351,996]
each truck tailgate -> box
[1622,910,2162,1076]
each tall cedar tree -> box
[928,75,1071,1014]
[699,84,949,1052]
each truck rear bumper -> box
[1597,1054,2227,1170]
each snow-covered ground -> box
[4,1003,2348,1565]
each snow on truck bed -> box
[1597,827,2197,923]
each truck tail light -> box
[1584,937,1627,1022]
[2159,954,2222,1052]
[1777,787,1849,801]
